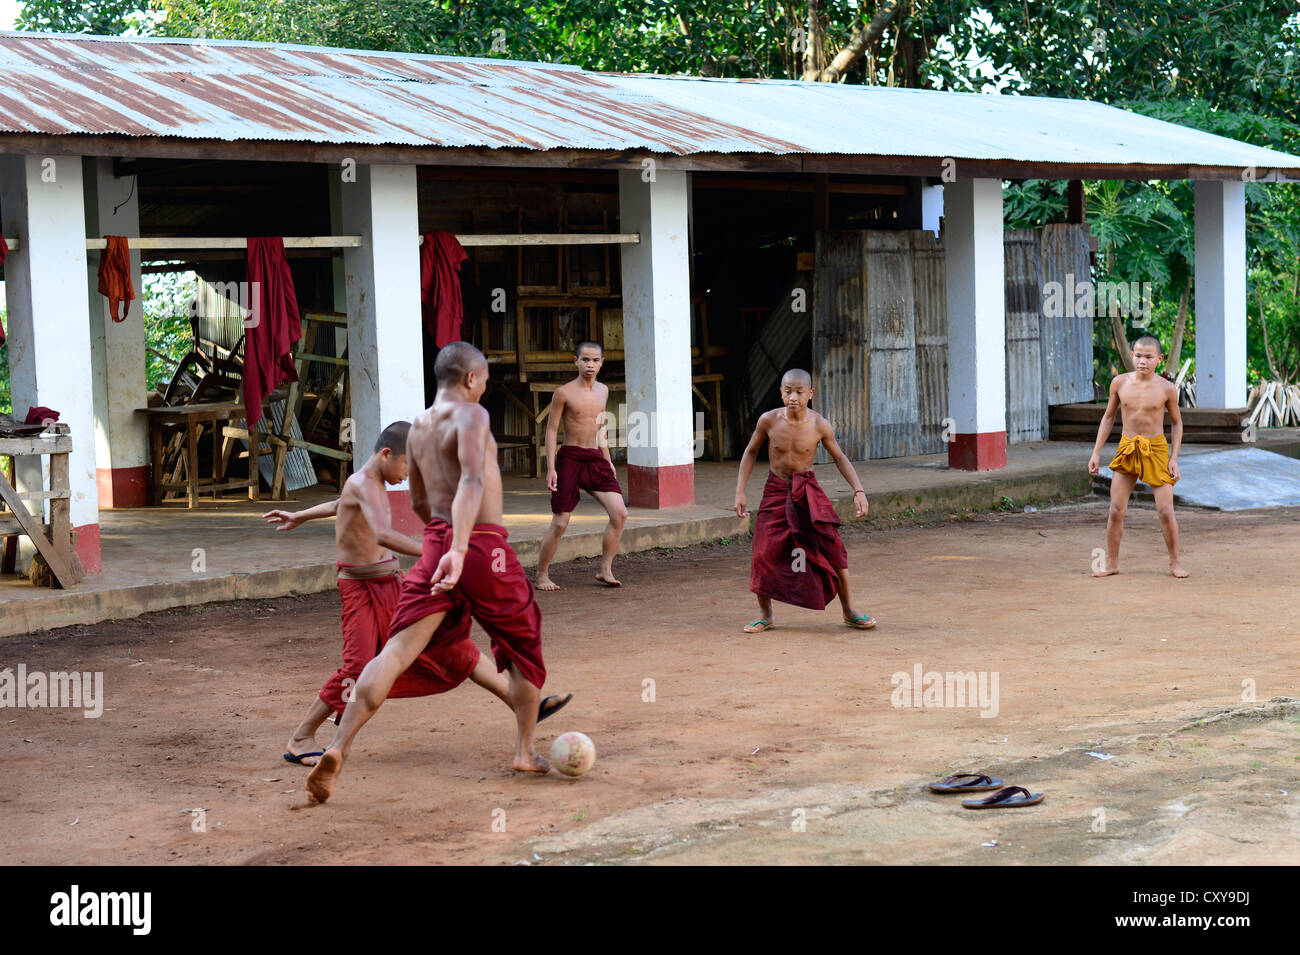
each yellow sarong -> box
[1108,434,1171,487]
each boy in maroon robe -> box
[734,369,875,633]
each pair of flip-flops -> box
[928,772,1045,809]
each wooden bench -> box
[0,423,82,588]
[141,401,259,507]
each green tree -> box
[17,0,153,34]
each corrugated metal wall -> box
[813,232,870,460]
[1040,224,1095,411]
[913,231,948,453]
[1004,228,1044,444]
[748,271,813,414]
[865,232,919,458]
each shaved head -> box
[782,368,813,389]
[1132,335,1163,353]
[434,341,487,386]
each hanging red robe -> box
[420,230,468,347]
[243,237,302,427]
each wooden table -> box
[140,401,258,507]
[0,423,81,588]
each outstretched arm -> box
[355,476,423,557]
[821,420,868,518]
[1089,377,1122,475]
[734,415,770,517]
[263,498,338,531]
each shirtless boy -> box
[535,341,627,590]
[734,369,875,633]
[307,342,566,803]
[265,422,570,768]
[1088,335,1187,578]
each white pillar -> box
[0,154,102,571]
[618,168,695,507]
[340,163,425,533]
[943,177,1007,470]
[1194,180,1247,408]
[84,157,148,507]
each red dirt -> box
[3,501,1299,865]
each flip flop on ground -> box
[743,619,775,633]
[844,613,877,630]
[928,772,1005,793]
[538,693,573,723]
[283,750,325,767]
[961,785,1045,809]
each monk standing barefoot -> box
[734,369,874,633]
[1088,335,1189,579]
[307,342,567,804]
[535,341,627,591]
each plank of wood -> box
[0,475,77,587]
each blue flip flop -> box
[283,750,325,766]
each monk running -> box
[307,343,567,803]
[265,422,570,768]
[1088,335,1188,578]
[535,340,627,590]
[734,368,875,633]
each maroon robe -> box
[750,470,849,610]
[243,236,302,427]
[420,231,468,348]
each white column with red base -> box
[0,154,102,571]
[84,157,148,508]
[1194,180,1247,409]
[943,177,1007,470]
[618,169,695,508]
[340,163,425,535]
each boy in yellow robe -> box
[1088,335,1188,578]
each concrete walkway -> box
[4,432,1298,637]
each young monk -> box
[1088,335,1187,578]
[307,342,567,803]
[264,422,570,767]
[734,368,875,633]
[535,341,627,590]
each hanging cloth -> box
[420,230,468,347]
[243,237,302,428]
[97,235,135,322]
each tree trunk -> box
[1167,276,1190,372]
[803,0,902,82]
[1110,309,1134,373]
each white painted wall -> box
[943,177,1006,435]
[1194,179,1247,408]
[0,154,100,527]
[340,164,425,471]
[83,157,147,476]
[617,169,695,470]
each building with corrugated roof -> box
[1,30,1296,576]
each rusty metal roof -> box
[1,31,1298,173]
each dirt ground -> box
[3,500,1299,866]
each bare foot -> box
[306,749,343,803]
[1170,561,1190,578]
[595,571,621,587]
[284,735,322,767]
[513,750,550,774]
[535,575,560,592]
[1092,566,1119,578]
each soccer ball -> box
[550,731,596,777]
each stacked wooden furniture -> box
[1048,403,1256,443]
[0,422,83,588]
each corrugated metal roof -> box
[1,31,1298,172]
